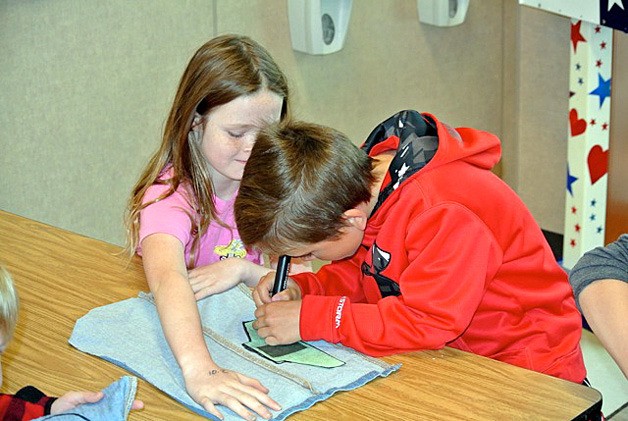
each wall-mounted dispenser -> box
[418,0,469,27]
[288,0,353,55]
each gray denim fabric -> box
[69,285,400,421]
[34,376,137,421]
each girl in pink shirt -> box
[125,34,290,421]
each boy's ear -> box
[342,208,367,231]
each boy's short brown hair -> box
[235,119,375,255]
[0,266,19,340]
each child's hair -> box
[0,266,19,341]
[235,119,375,255]
[125,34,290,261]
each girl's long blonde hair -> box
[125,34,290,267]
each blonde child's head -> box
[0,266,18,342]
[0,266,18,385]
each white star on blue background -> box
[608,0,625,11]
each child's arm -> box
[188,258,273,300]
[0,388,142,419]
[578,279,628,377]
[270,207,496,353]
[141,233,280,421]
[0,386,56,419]
[290,257,367,301]
[188,256,314,301]
[50,390,144,414]
[570,235,628,378]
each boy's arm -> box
[0,386,57,419]
[297,207,499,356]
[578,279,628,378]
[292,254,368,301]
[570,234,628,377]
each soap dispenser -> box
[288,0,353,55]
[418,0,469,27]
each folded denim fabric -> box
[34,376,137,421]
[69,285,400,420]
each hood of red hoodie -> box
[362,110,502,174]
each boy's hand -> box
[253,300,303,345]
[252,272,302,307]
[50,390,144,414]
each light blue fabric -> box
[34,376,137,421]
[69,285,400,420]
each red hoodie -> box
[294,110,586,383]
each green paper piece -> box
[242,320,345,368]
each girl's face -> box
[200,88,283,199]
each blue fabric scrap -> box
[69,285,400,420]
[34,376,137,421]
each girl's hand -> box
[252,272,302,307]
[184,365,281,421]
[50,390,144,414]
[189,258,271,300]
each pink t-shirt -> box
[137,175,262,268]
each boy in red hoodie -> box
[234,110,586,383]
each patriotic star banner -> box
[518,0,628,32]
[519,1,623,267]
[562,21,612,269]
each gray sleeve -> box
[569,234,628,311]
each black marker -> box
[271,255,291,296]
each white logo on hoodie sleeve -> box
[334,297,347,329]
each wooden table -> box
[0,210,602,420]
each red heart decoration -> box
[569,108,587,137]
[587,145,609,184]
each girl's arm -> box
[188,258,274,300]
[140,233,280,421]
[188,255,313,301]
